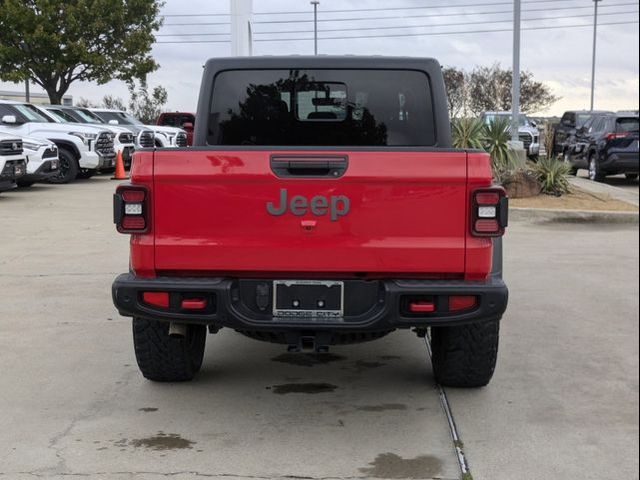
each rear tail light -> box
[471,187,508,237]
[114,184,149,233]
[605,132,628,141]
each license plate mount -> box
[273,280,344,319]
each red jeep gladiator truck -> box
[112,57,509,387]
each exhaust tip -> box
[168,322,187,338]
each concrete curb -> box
[510,207,639,224]
[569,176,640,207]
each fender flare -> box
[48,139,81,160]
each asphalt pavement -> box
[0,177,638,480]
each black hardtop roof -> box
[195,55,452,148]
[203,55,442,71]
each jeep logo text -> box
[266,189,350,221]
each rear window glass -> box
[616,117,639,133]
[207,69,435,146]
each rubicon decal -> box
[266,188,350,221]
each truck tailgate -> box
[152,149,468,274]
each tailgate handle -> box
[270,155,348,178]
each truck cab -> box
[112,57,509,388]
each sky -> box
[2,0,639,116]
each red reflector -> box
[143,292,170,308]
[475,192,500,205]
[122,190,145,202]
[409,301,436,313]
[181,298,207,310]
[475,219,499,233]
[122,216,146,230]
[449,295,477,312]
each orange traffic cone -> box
[111,150,128,180]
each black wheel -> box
[17,181,34,187]
[528,154,539,163]
[430,319,500,388]
[625,174,639,181]
[563,151,578,176]
[588,154,604,182]
[132,318,207,382]
[48,147,78,184]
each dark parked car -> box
[566,113,639,181]
[552,110,612,156]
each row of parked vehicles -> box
[0,100,190,193]
[552,110,639,182]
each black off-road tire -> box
[625,174,639,181]
[17,181,34,187]
[48,147,79,184]
[430,319,500,388]
[132,318,207,382]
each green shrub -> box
[533,155,572,196]
[483,118,519,182]
[452,118,485,149]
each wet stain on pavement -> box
[138,407,158,412]
[271,383,338,394]
[379,355,402,361]
[271,353,346,367]
[354,403,408,412]
[359,453,443,479]
[126,433,195,451]
[354,360,387,370]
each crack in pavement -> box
[1,472,461,479]
[28,367,139,477]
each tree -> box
[75,97,97,108]
[0,0,164,104]
[466,63,559,115]
[442,67,467,118]
[102,95,127,111]
[127,81,168,124]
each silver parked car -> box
[480,111,540,160]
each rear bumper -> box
[602,152,639,173]
[112,273,508,331]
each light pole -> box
[590,0,603,111]
[311,1,319,55]
[510,0,521,142]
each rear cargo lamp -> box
[114,185,149,233]
[471,188,508,237]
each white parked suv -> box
[0,133,27,193]
[39,105,136,169]
[18,135,60,187]
[0,100,115,183]
[90,108,188,148]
